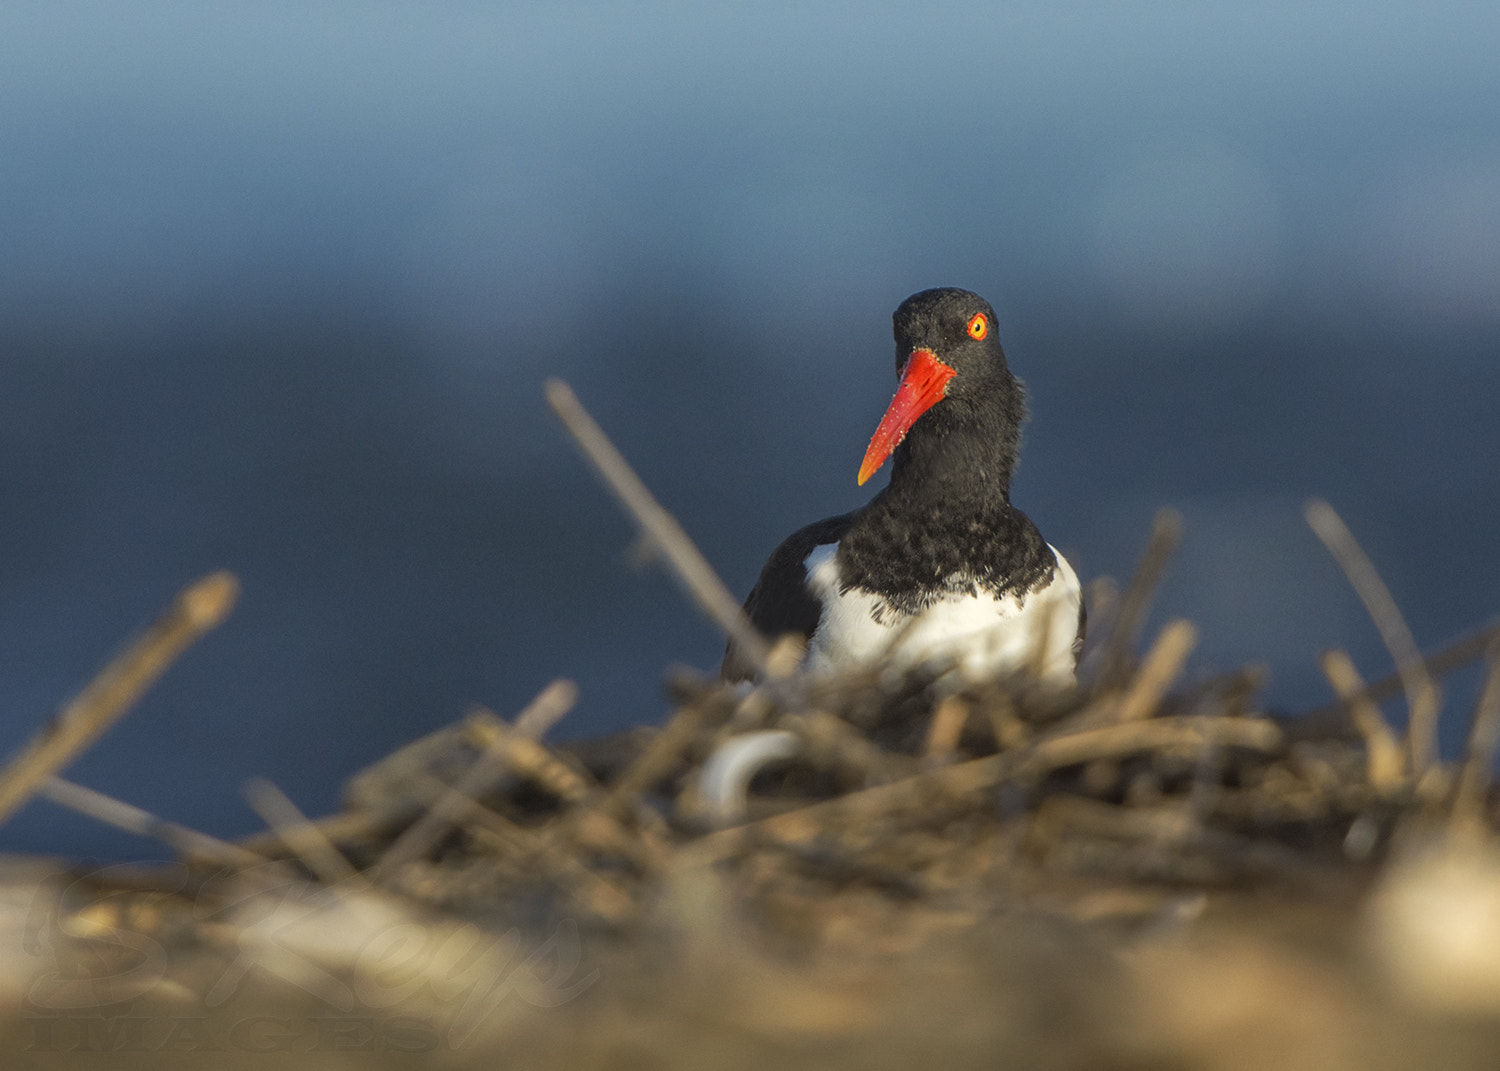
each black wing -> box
[721,513,855,682]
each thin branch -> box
[923,696,969,764]
[376,680,578,872]
[601,700,705,811]
[467,707,597,804]
[244,778,361,885]
[1300,620,1500,724]
[545,378,775,681]
[1304,499,1441,777]
[1092,509,1182,690]
[1318,648,1405,792]
[1452,639,1500,828]
[787,708,911,784]
[401,768,638,922]
[236,808,405,858]
[0,572,239,826]
[1024,715,1281,774]
[39,776,264,868]
[461,710,671,867]
[1114,619,1198,722]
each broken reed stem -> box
[387,767,637,921]
[469,708,596,804]
[1033,794,1201,847]
[464,711,677,868]
[236,807,407,859]
[1093,509,1182,690]
[1301,620,1500,725]
[1319,649,1405,792]
[377,680,579,872]
[244,778,361,885]
[790,708,908,783]
[923,696,969,764]
[1114,619,1198,722]
[512,684,577,739]
[545,378,775,680]
[1304,498,1441,778]
[1026,714,1279,773]
[602,701,705,811]
[39,776,264,868]
[453,807,637,923]
[1452,640,1500,827]
[983,690,1029,751]
[0,571,239,827]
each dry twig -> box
[1300,620,1500,726]
[1305,499,1441,777]
[1092,509,1181,690]
[1452,640,1500,828]
[0,572,239,826]
[39,776,263,868]
[923,696,969,763]
[377,680,578,872]
[1318,648,1405,792]
[546,378,775,681]
[1114,619,1198,722]
[244,778,361,885]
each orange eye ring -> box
[966,313,988,340]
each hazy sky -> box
[5,3,1499,335]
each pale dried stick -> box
[0,572,239,826]
[923,696,969,763]
[237,706,544,858]
[1305,499,1440,776]
[1114,619,1198,722]
[1301,620,1500,724]
[466,712,670,864]
[545,378,775,681]
[1025,715,1281,773]
[1318,648,1404,792]
[468,707,596,804]
[40,776,264,868]
[1452,640,1500,828]
[789,707,909,782]
[1033,794,1200,845]
[244,778,361,885]
[1093,509,1182,690]
[982,689,1029,751]
[237,809,400,858]
[462,829,636,923]
[377,680,578,872]
[409,770,637,920]
[601,701,705,812]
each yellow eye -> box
[966,313,988,340]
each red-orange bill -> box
[857,348,956,485]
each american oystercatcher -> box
[722,287,1083,687]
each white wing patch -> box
[802,542,1081,686]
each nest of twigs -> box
[3,383,1500,1069]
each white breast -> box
[802,542,1081,687]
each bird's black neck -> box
[887,407,1015,507]
[837,395,1055,614]
[887,368,1025,503]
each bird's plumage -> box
[723,287,1083,686]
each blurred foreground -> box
[3,516,1500,1068]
